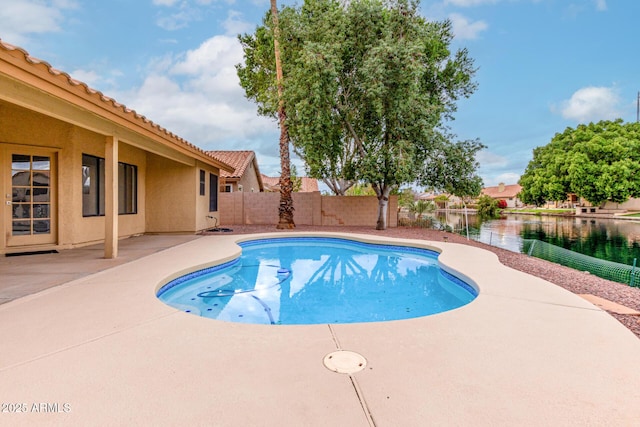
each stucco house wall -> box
[0,100,225,250]
[145,158,221,233]
[237,161,261,193]
[145,156,195,233]
[209,150,264,194]
[602,198,640,211]
[481,183,522,208]
[0,41,232,256]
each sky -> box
[1,0,638,189]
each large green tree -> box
[519,119,640,207]
[237,0,483,228]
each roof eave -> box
[0,40,228,170]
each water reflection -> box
[433,212,640,265]
[158,240,474,325]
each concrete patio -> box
[1,232,639,426]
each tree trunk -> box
[271,0,295,229]
[322,177,355,196]
[277,109,295,228]
[376,186,392,230]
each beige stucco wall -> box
[219,192,398,227]
[500,197,521,209]
[1,103,152,251]
[65,127,147,245]
[195,162,221,232]
[145,157,221,234]
[602,198,640,211]
[0,147,5,249]
[238,161,261,193]
[1,100,222,254]
[145,154,196,233]
[1,103,71,250]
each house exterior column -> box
[104,135,118,258]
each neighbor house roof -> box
[299,177,320,192]
[208,151,258,179]
[261,175,319,193]
[0,39,233,173]
[261,175,279,191]
[208,150,265,191]
[482,183,522,199]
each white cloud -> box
[171,35,240,77]
[154,0,241,31]
[484,172,521,187]
[477,150,524,187]
[52,0,79,7]
[555,86,622,123]
[68,69,101,86]
[0,0,77,45]
[223,10,254,36]
[449,13,488,40]
[152,0,181,6]
[68,66,124,92]
[114,35,278,160]
[477,150,508,168]
[594,0,607,11]
[156,8,201,31]
[444,0,500,6]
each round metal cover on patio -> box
[323,350,367,374]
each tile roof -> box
[261,175,280,191]
[207,151,256,179]
[300,177,320,192]
[482,183,522,199]
[0,39,232,173]
[261,174,320,192]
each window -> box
[209,173,218,212]
[82,154,137,216]
[224,184,233,193]
[199,170,205,196]
[82,155,104,216]
[118,163,137,214]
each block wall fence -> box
[219,192,398,228]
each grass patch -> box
[621,212,640,217]
[504,208,573,214]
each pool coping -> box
[1,232,640,426]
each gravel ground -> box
[206,224,640,340]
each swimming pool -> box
[157,237,477,325]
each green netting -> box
[522,239,639,287]
[425,218,639,287]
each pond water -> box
[433,212,640,266]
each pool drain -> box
[323,351,367,374]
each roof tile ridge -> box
[1,38,222,161]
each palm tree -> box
[413,200,434,220]
[270,0,295,229]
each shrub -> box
[497,199,508,209]
[477,195,500,218]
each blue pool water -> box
[157,237,477,325]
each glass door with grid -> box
[8,152,56,246]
